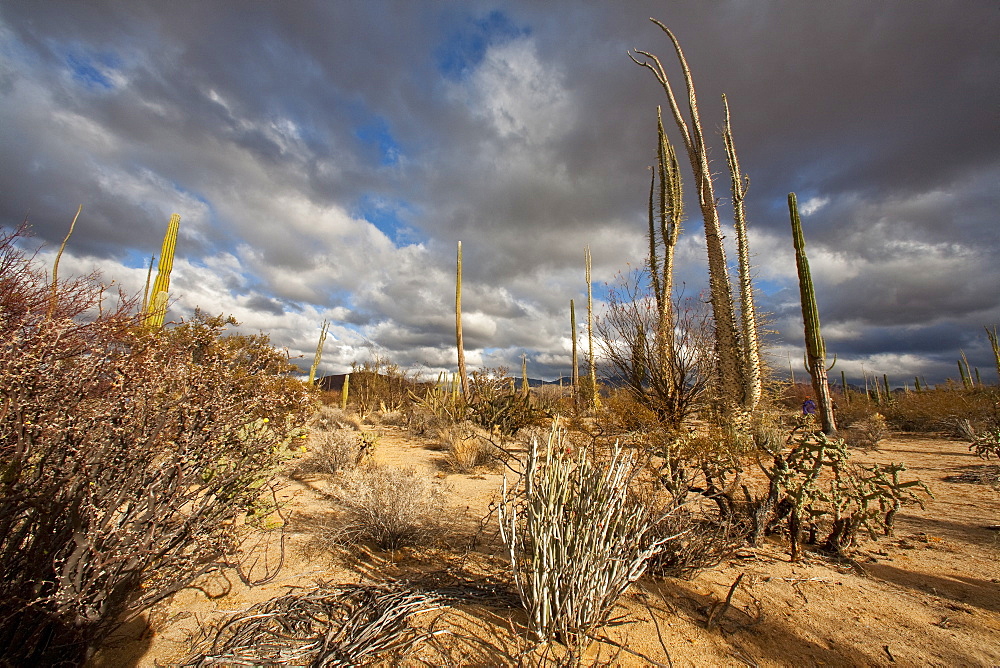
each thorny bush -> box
[0,226,312,665]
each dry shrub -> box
[843,412,889,450]
[646,515,742,579]
[329,464,447,550]
[0,227,312,664]
[879,387,1000,434]
[595,387,660,435]
[374,409,409,427]
[311,405,363,431]
[300,429,366,475]
[184,582,442,666]
[440,424,494,472]
[530,383,574,415]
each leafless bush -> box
[0,227,312,664]
[646,515,743,579]
[329,464,447,551]
[375,409,409,427]
[597,271,713,429]
[880,386,999,433]
[349,354,416,418]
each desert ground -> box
[94,423,1000,667]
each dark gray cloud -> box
[1,0,997,384]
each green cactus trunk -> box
[521,355,529,398]
[341,373,350,411]
[788,194,837,436]
[841,370,850,404]
[146,214,181,330]
[958,352,973,390]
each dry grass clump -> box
[439,424,495,472]
[312,405,363,431]
[328,464,448,551]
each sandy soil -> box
[93,427,1000,667]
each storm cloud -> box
[2,1,997,385]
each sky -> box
[2,1,998,387]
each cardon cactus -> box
[788,194,836,435]
[146,214,181,330]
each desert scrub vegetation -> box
[327,464,448,551]
[0,225,312,665]
[499,425,676,649]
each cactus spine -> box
[308,320,329,384]
[788,193,837,435]
[456,241,471,402]
[146,213,181,330]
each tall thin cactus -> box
[648,107,683,373]
[958,351,975,389]
[145,214,181,330]
[987,325,1000,384]
[47,205,82,319]
[456,241,471,401]
[788,193,836,435]
[308,320,330,384]
[521,354,529,398]
[570,299,579,410]
[585,246,598,407]
[723,95,762,409]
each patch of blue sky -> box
[434,9,530,80]
[65,50,121,90]
[352,194,425,247]
[754,278,788,296]
[354,116,401,167]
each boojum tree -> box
[631,20,762,416]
